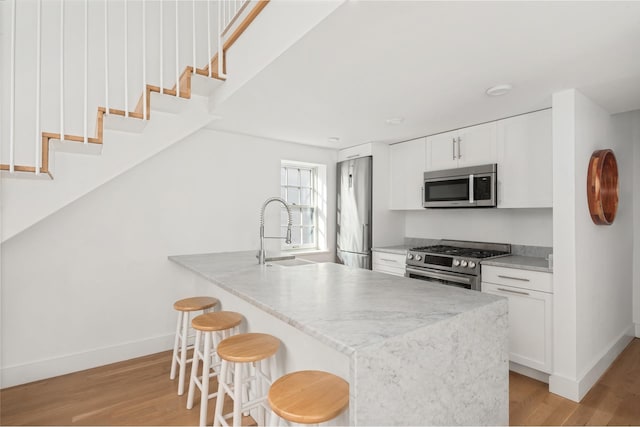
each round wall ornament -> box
[587,149,618,225]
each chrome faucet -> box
[258,197,292,264]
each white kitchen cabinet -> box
[372,251,406,277]
[496,109,553,208]
[481,265,553,374]
[389,138,426,210]
[338,143,372,162]
[426,122,497,171]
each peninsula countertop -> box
[169,251,504,355]
[169,251,509,425]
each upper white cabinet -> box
[389,138,426,210]
[338,143,373,162]
[496,109,552,208]
[426,122,497,171]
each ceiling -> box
[207,1,640,149]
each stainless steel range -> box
[405,240,510,291]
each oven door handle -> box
[405,267,473,285]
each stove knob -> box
[469,261,476,269]
[407,253,414,260]
[453,259,460,267]
[460,260,468,268]
[415,255,423,261]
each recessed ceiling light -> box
[486,84,512,97]
[385,117,404,125]
[328,137,340,143]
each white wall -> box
[633,111,640,337]
[550,90,634,402]
[0,129,337,387]
[371,143,404,247]
[404,208,553,246]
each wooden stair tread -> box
[173,296,219,312]
[42,132,102,144]
[217,333,279,363]
[268,370,349,424]
[191,311,243,331]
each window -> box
[280,162,321,250]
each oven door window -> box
[424,178,469,202]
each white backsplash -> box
[404,208,553,247]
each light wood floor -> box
[1,339,639,426]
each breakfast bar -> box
[169,251,509,425]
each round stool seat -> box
[268,370,349,424]
[217,333,279,363]
[191,311,243,332]
[173,296,218,312]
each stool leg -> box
[186,329,202,410]
[233,362,243,427]
[170,311,183,380]
[259,359,270,426]
[242,363,251,417]
[178,311,190,395]
[213,360,228,427]
[199,332,212,427]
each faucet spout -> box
[258,197,293,264]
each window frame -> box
[280,162,319,251]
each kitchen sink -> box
[266,258,314,267]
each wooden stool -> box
[187,311,244,427]
[170,296,219,395]
[268,370,349,425]
[213,333,280,427]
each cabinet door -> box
[425,130,458,171]
[482,282,553,373]
[457,121,497,168]
[497,109,552,208]
[338,143,372,162]
[390,138,426,210]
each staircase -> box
[1,0,269,242]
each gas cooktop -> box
[409,245,510,259]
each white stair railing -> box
[3,0,263,175]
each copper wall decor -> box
[587,149,618,225]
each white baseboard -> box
[509,362,549,383]
[0,334,174,389]
[636,322,640,338]
[549,324,634,402]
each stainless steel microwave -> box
[423,164,497,208]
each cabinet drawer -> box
[372,251,406,269]
[482,265,552,293]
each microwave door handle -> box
[469,174,474,203]
[452,138,456,160]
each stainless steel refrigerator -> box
[336,156,372,269]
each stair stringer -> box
[1,95,216,243]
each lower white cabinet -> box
[481,265,553,373]
[372,251,406,277]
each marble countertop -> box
[481,255,553,273]
[169,251,505,356]
[371,245,412,255]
